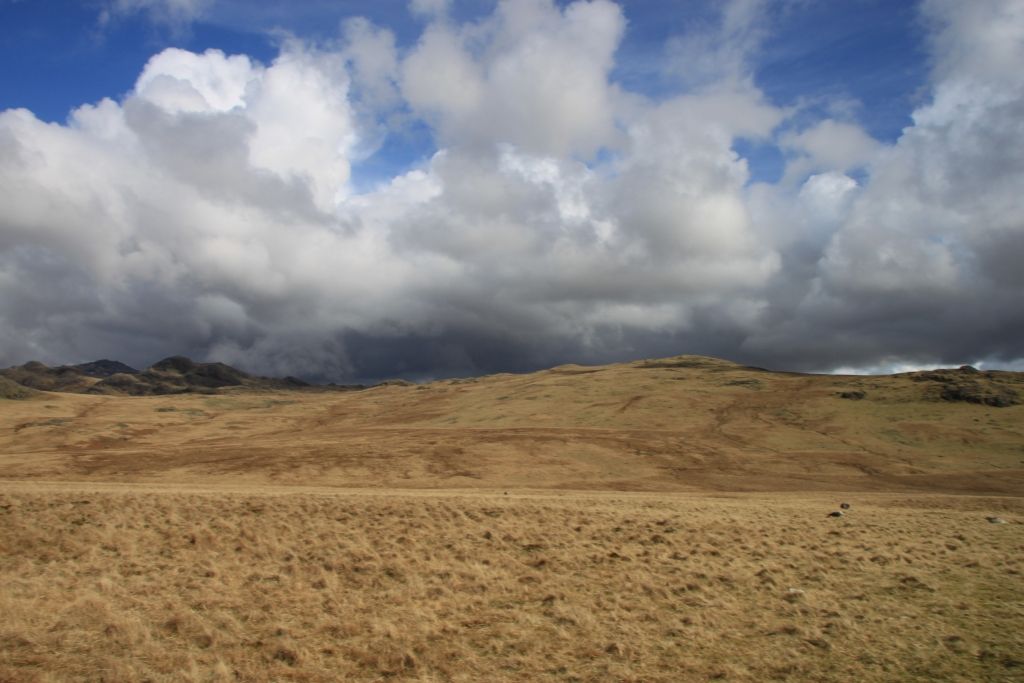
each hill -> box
[0,354,1021,494]
[0,360,100,393]
[0,376,37,400]
[0,356,311,397]
[88,356,311,395]
[72,359,140,378]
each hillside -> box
[0,361,100,393]
[1,354,1021,494]
[0,356,310,397]
[0,376,37,400]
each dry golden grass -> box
[1,355,1022,493]
[1,485,1023,682]
[2,355,1023,680]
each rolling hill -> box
[1,354,1021,494]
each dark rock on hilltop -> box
[909,366,1021,407]
[149,356,197,374]
[72,359,139,378]
[940,382,1019,407]
[148,356,248,388]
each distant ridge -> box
[0,356,319,397]
[93,356,315,396]
[0,361,96,393]
[0,353,1020,406]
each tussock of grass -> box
[0,487,1021,682]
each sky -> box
[0,0,1022,382]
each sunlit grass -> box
[1,486,1021,682]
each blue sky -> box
[2,0,928,184]
[1,0,1022,381]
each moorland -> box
[1,354,1021,681]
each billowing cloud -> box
[401,0,625,158]
[780,119,881,182]
[743,0,1024,369]
[1,0,1022,381]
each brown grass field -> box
[1,356,1022,681]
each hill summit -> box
[72,359,139,378]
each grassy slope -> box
[0,355,1021,493]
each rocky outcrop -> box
[72,359,139,378]
[909,367,1021,407]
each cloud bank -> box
[1,0,1023,381]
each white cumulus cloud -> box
[1,0,1023,380]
